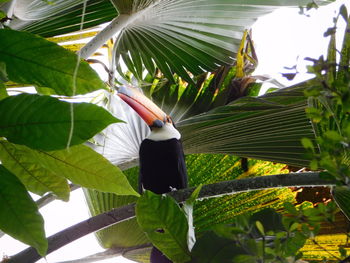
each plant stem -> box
[7,172,334,263]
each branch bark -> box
[36,184,80,209]
[53,244,151,263]
[7,172,334,263]
[78,14,131,59]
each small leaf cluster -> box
[302,5,350,186]
[190,202,338,263]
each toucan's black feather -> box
[150,247,172,263]
[139,138,188,263]
[139,138,188,194]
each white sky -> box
[1,0,349,262]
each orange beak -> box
[118,86,167,128]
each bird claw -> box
[169,186,177,192]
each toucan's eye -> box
[166,116,172,124]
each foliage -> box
[0,28,137,256]
[301,5,350,222]
[136,190,192,263]
[0,0,347,262]
[190,202,338,263]
[0,29,105,96]
[0,165,47,256]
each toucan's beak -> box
[118,86,167,128]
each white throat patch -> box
[146,123,181,141]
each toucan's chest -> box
[139,138,187,194]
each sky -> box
[1,0,349,262]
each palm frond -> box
[115,0,332,82]
[178,86,316,167]
[9,0,117,37]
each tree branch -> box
[0,184,80,239]
[78,14,131,59]
[53,244,151,263]
[7,172,334,263]
[36,184,80,209]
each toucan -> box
[118,86,188,263]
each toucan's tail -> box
[150,247,172,263]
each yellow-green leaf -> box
[35,145,139,196]
[0,141,70,201]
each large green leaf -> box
[114,0,332,83]
[136,190,191,263]
[0,141,70,201]
[0,93,121,151]
[0,29,105,96]
[178,87,316,167]
[34,144,139,196]
[0,165,47,256]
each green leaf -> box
[301,137,315,152]
[136,190,191,263]
[339,246,347,258]
[332,186,350,220]
[34,144,139,196]
[289,222,300,232]
[339,10,350,82]
[0,80,7,100]
[255,221,265,236]
[183,185,202,251]
[190,231,244,263]
[283,231,307,256]
[0,165,47,256]
[0,61,7,82]
[0,141,70,200]
[0,29,105,96]
[284,202,298,216]
[324,130,343,143]
[232,255,257,263]
[0,93,122,151]
[186,185,202,205]
[250,208,285,233]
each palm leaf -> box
[178,86,316,167]
[9,0,117,37]
[6,0,332,82]
[114,0,332,83]
[186,154,295,232]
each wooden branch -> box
[7,172,334,263]
[53,244,151,263]
[78,14,131,59]
[36,184,80,209]
[0,184,80,239]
